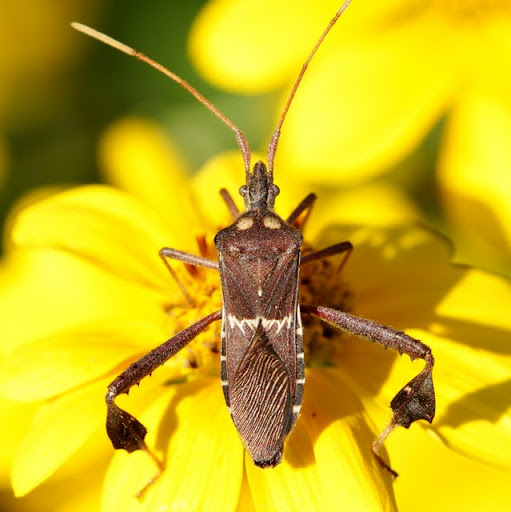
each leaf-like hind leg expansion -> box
[105,309,222,497]
[159,247,219,305]
[300,304,435,475]
[286,193,317,231]
[219,188,240,220]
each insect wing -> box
[230,323,291,466]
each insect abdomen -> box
[229,324,292,466]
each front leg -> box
[287,192,317,230]
[301,304,435,475]
[106,309,222,496]
[159,247,219,305]
[219,188,240,220]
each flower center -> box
[160,238,352,377]
[299,245,353,367]
[159,235,223,378]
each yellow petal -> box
[99,117,199,250]
[7,426,109,511]
[247,369,396,511]
[389,419,511,512]
[418,270,511,468]
[438,89,511,273]
[0,398,36,483]
[10,185,174,291]
[1,455,105,512]
[191,2,456,182]
[304,370,396,511]
[467,16,511,96]
[189,0,414,94]
[236,475,258,512]
[435,268,511,333]
[189,0,334,93]
[276,12,456,183]
[245,419,324,511]
[316,224,453,326]
[306,183,419,241]
[343,325,511,472]
[0,249,167,354]
[431,332,511,470]
[102,379,243,512]
[0,321,166,402]
[12,379,107,496]
[359,325,511,470]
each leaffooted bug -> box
[72,0,435,496]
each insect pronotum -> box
[72,0,435,496]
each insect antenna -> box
[267,0,353,175]
[71,22,252,176]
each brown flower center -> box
[299,245,353,367]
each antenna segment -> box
[73,1,352,180]
[266,0,352,175]
[71,22,252,175]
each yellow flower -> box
[189,0,511,274]
[0,118,510,511]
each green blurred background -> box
[0,0,274,249]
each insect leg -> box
[300,304,435,475]
[159,247,219,270]
[159,247,219,305]
[106,309,222,496]
[219,188,240,220]
[301,242,353,304]
[286,193,317,230]
[301,241,353,270]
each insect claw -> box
[372,419,398,478]
[372,446,399,479]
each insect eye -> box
[271,185,280,197]
[239,185,248,198]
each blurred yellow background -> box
[1,0,509,277]
[0,0,259,235]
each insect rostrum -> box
[73,0,435,494]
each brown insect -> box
[72,0,435,496]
